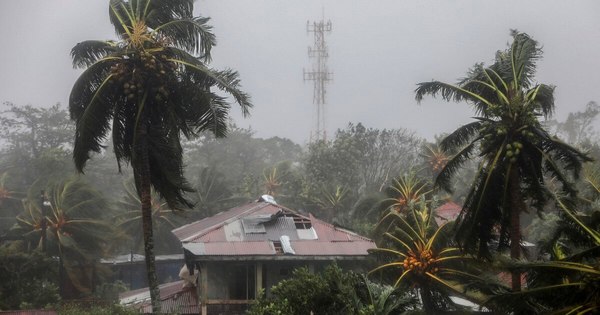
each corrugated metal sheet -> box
[203,241,275,256]
[183,243,206,255]
[291,240,375,256]
[172,202,273,241]
[121,280,199,314]
[244,216,299,241]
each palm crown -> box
[69,0,251,209]
[415,31,591,270]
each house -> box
[121,196,376,315]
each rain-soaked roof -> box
[172,201,375,260]
[120,280,199,314]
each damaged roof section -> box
[172,200,375,260]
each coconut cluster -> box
[402,249,439,275]
[109,50,178,103]
[429,158,446,172]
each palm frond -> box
[71,40,119,68]
[439,121,483,152]
[172,59,252,116]
[152,17,215,58]
[435,142,476,192]
[508,30,542,90]
[71,75,117,172]
[415,81,493,109]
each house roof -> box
[120,280,198,314]
[100,254,183,265]
[172,201,376,260]
[434,201,462,225]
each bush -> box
[0,248,60,310]
[248,264,414,315]
[58,302,139,315]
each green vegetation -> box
[416,30,592,290]
[248,264,417,315]
[0,4,599,313]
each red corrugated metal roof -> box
[177,201,376,259]
[120,280,199,314]
[203,241,275,256]
[291,240,374,256]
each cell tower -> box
[304,16,333,142]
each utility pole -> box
[304,14,333,142]
[40,190,47,253]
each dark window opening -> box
[293,216,312,229]
[273,241,283,255]
[227,264,256,300]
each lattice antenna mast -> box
[304,16,333,142]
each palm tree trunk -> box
[509,166,523,291]
[420,287,436,313]
[137,125,161,313]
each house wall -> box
[206,262,256,300]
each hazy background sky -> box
[1,0,599,144]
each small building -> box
[102,254,184,290]
[120,280,199,314]
[127,197,375,315]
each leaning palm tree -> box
[69,0,251,311]
[415,30,591,290]
[12,177,116,296]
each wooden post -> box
[200,262,208,315]
[256,262,263,297]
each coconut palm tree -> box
[370,202,496,313]
[377,172,431,215]
[11,177,116,296]
[415,30,591,290]
[69,0,251,311]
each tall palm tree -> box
[415,30,591,290]
[69,0,251,311]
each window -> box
[273,241,283,255]
[293,216,312,229]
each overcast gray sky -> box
[1,0,599,144]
